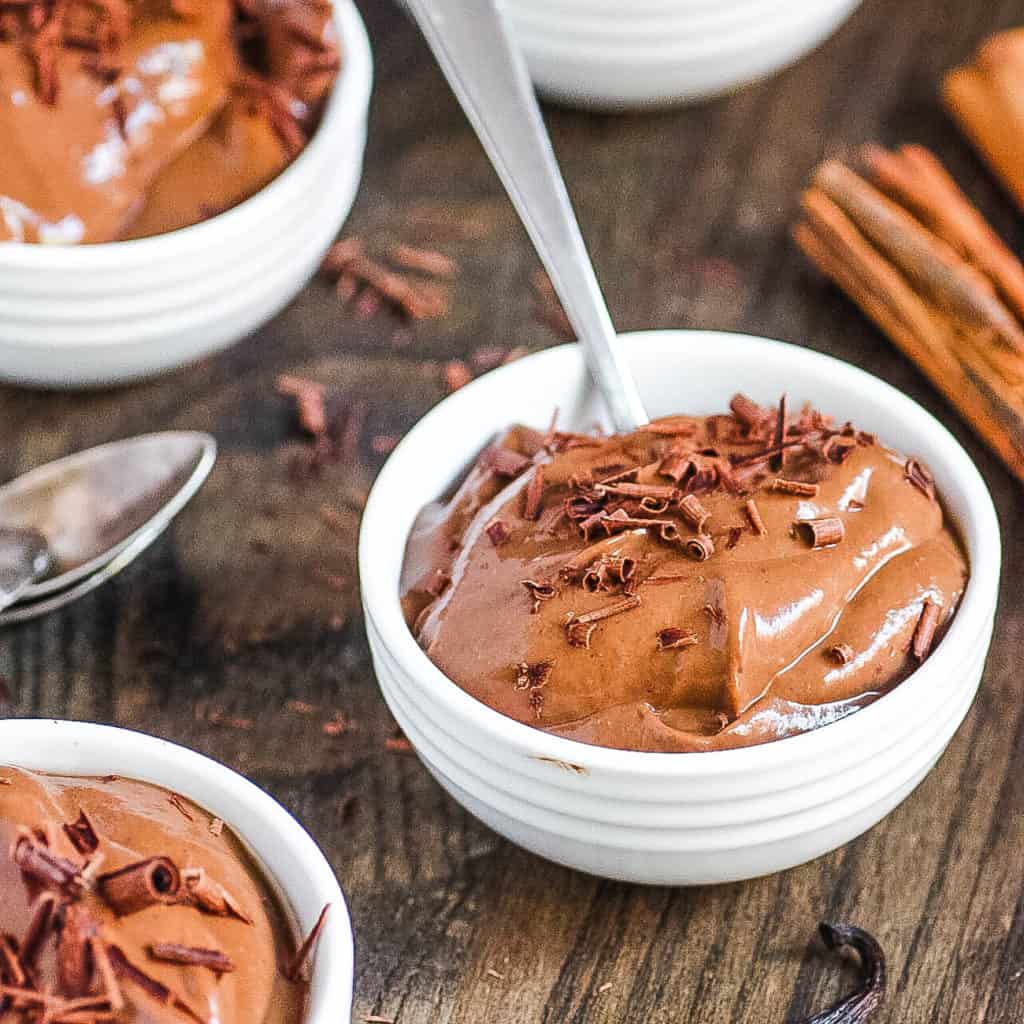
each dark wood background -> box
[2,0,1022,1019]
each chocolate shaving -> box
[678,494,711,531]
[823,435,858,464]
[20,892,57,969]
[523,466,545,521]
[180,868,254,925]
[772,478,820,497]
[912,599,941,660]
[107,945,205,1024]
[795,517,845,548]
[794,922,886,1024]
[89,935,124,1012]
[596,482,679,502]
[149,943,235,975]
[283,904,330,983]
[744,499,768,536]
[167,794,194,823]
[485,520,510,546]
[725,525,745,549]
[685,534,715,561]
[483,446,531,479]
[521,578,557,613]
[56,903,96,998]
[514,660,554,691]
[729,393,767,431]
[62,812,99,856]
[13,834,84,897]
[905,458,936,499]
[97,857,181,917]
[570,594,641,625]
[770,395,788,472]
[704,580,728,650]
[656,629,699,651]
[566,621,597,649]
[657,451,696,484]
[529,689,545,718]
[827,642,855,665]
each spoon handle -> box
[403,0,649,432]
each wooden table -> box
[2,0,1021,1019]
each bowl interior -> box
[360,330,1000,769]
[0,720,353,1020]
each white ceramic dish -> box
[0,719,354,1018]
[0,0,372,388]
[360,331,1000,885]
[507,0,862,109]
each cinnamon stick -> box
[795,150,1024,485]
[945,29,1024,212]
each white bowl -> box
[0,0,373,388]
[508,0,862,109]
[359,331,1000,885]
[0,719,354,1018]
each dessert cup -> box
[0,719,354,1020]
[359,330,1001,885]
[0,0,373,388]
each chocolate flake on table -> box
[795,517,845,548]
[277,375,327,437]
[794,922,887,1024]
[319,237,453,323]
[905,458,936,499]
[772,478,820,497]
[98,857,181,917]
[521,578,557,613]
[63,810,99,856]
[283,904,330,984]
[827,642,855,665]
[912,599,941,660]
[656,628,700,651]
[149,943,235,975]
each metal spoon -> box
[403,0,649,433]
[0,432,216,625]
[0,528,51,611]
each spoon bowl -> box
[0,432,216,602]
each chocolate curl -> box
[744,498,768,536]
[97,857,181,916]
[771,478,820,497]
[181,868,254,925]
[912,599,942,660]
[656,629,699,651]
[149,943,235,975]
[684,534,715,561]
[678,494,711,531]
[12,833,84,896]
[56,903,98,998]
[107,945,205,1024]
[20,892,58,969]
[795,517,845,549]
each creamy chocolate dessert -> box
[0,767,313,1023]
[402,396,968,753]
[0,0,340,244]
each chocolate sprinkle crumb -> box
[827,642,855,665]
[656,628,700,651]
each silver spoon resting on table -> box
[403,0,649,434]
[0,432,216,625]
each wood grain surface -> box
[2,0,1023,1020]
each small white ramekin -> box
[0,0,372,388]
[360,331,1000,885]
[0,719,353,1019]
[503,0,862,109]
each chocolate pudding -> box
[402,396,969,753]
[0,767,309,1023]
[0,1,340,244]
